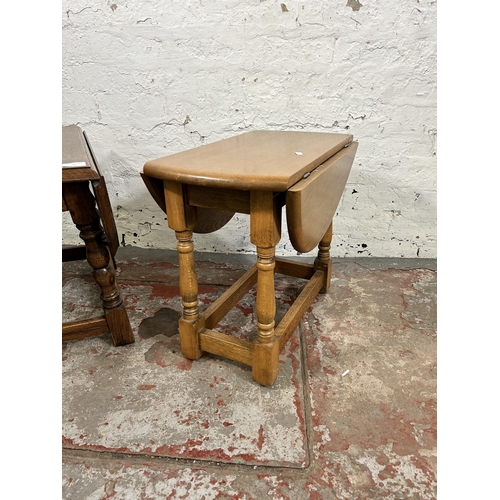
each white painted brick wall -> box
[62,0,436,258]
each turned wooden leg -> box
[314,221,333,293]
[176,229,203,360]
[163,180,203,360]
[252,245,280,386]
[255,246,276,344]
[63,182,134,346]
[252,340,280,387]
[249,191,282,386]
[176,230,199,321]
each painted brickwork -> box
[62,0,436,258]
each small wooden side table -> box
[62,125,134,346]
[142,130,357,385]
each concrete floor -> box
[62,247,437,499]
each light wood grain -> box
[190,208,235,234]
[186,185,250,214]
[175,230,199,321]
[140,130,358,386]
[141,173,235,234]
[204,265,258,329]
[249,191,281,344]
[141,172,166,211]
[314,222,333,293]
[255,246,276,344]
[286,142,358,253]
[252,340,280,386]
[143,130,352,192]
[164,180,197,231]
[179,316,204,360]
[199,329,253,366]
[250,191,281,248]
[275,258,315,279]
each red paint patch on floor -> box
[256,425,265,451]
[323,367,337,376]
[137,384,156,391]
[144,344,168,368]
[176,359,193,371]
[147,284,181,300]
[62,437,130,454]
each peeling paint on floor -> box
[63,255,308,468]
[63,248,436,499]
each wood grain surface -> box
[143,130,352,191]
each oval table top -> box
[143,130,353,192]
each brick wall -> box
[62,0,436,258]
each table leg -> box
[163,180,204,359]
[255,246,276,344]
[252,244,281,386]
[176,230,199,321]
[250,191,282,386]
[176,229,203,360]
[314,221,333,293]
[63,182,134,346]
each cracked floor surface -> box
[62,247,437,499]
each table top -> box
[143,130,353,192]
[62,125,100,182]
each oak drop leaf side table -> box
[62,125,134,347]
[141,130,357,385]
